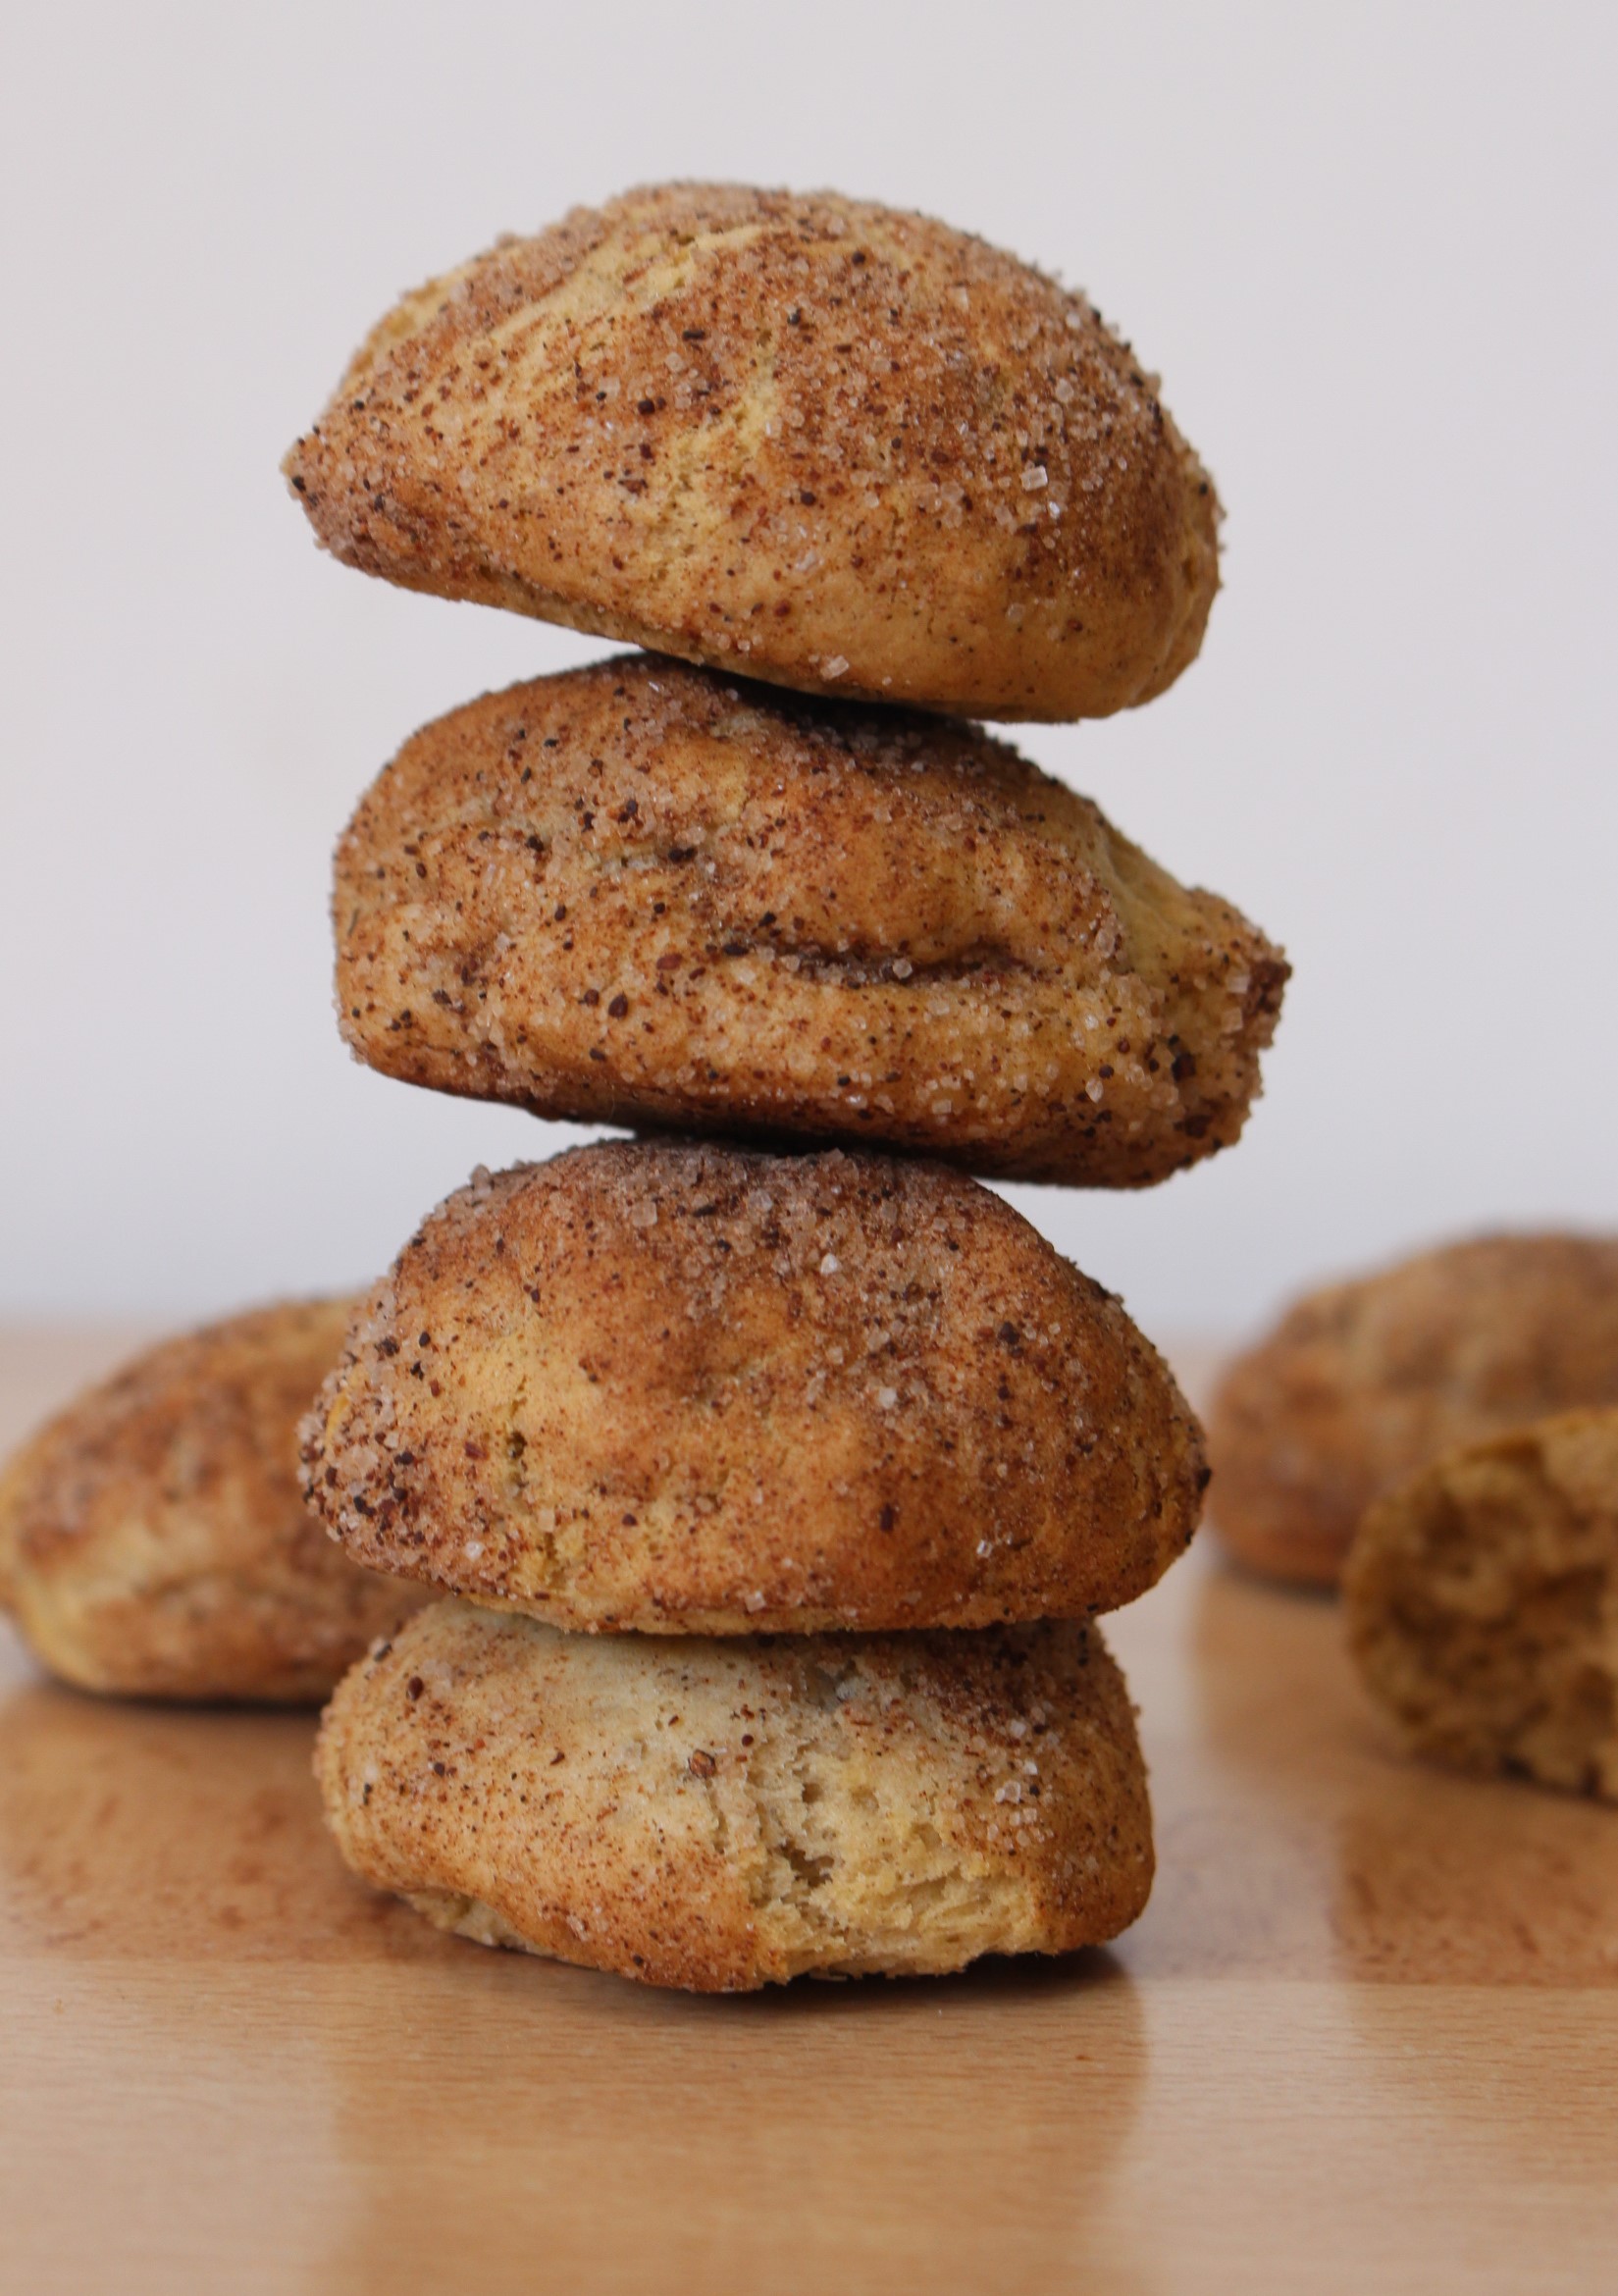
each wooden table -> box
[1,1329,1614,2293]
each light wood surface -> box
[1,1329,1614,2294]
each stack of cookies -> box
[284,183,1289,1989]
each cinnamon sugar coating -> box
[300,1143,1207,1634]
[316,1600,1154,1989]
[333,657,1286,1187]
[283,183,1220,723]
[1210,1234,1618,1588]
[0,1302,428,1702]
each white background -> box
[2,0,1613,1341]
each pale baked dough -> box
[1208,1234,1618,1587]
[333,656,1286,1187]
[0,1301,428,1701]
[1345,1408,1618,1800]
[300,1142,1207,1633]
[315,1598,1154,1989]
[284,183,1220,723]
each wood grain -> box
[1,1329,1614,2295]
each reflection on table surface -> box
[1,1337,1615,2293]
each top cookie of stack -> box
[284,183,1220,723]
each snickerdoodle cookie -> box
[1209,1234,1618,1587]
[333,657,1285,1187]
[1345,1407,1618,1800]
[284,183,1219,722]
[0,1301,427,1701]
[316,1598,1153,1989]
[300,1143,1207,1634]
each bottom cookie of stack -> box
[315,1601,1153,1992]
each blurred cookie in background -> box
[0,1300,428,1702]
[1345,1406,1618,1801]
[1207,1234,1618,1587]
